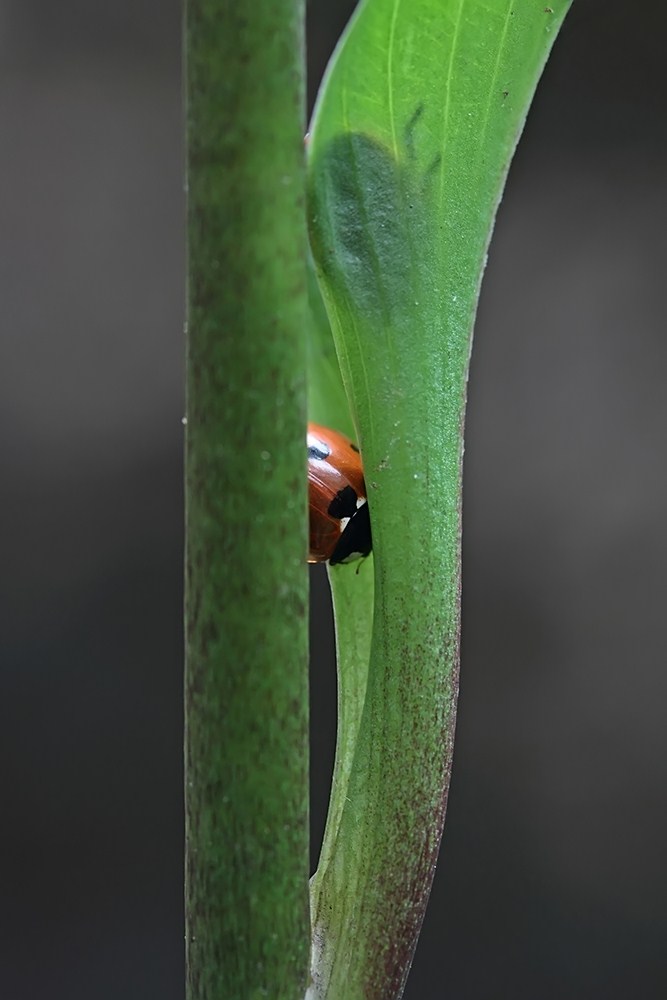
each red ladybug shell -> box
[307,422,371,565]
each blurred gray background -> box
[1,1,665,997]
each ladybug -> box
[307,422,372,566]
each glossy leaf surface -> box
[307,1,571,997]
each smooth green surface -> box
[185,2,310,998]
[307,252,352,438]
[307,252,375,897]
[307,1,571,997]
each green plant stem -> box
[185,2,310,998]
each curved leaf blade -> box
[307,1,571,998]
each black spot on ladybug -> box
[350,442,360,453]
[327,484,358,519]
[308,442,330,461]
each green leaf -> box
[307,250,353,438]
[307,1,571,997]
[307,249,375,909]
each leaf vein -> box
[437,0,466,214]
